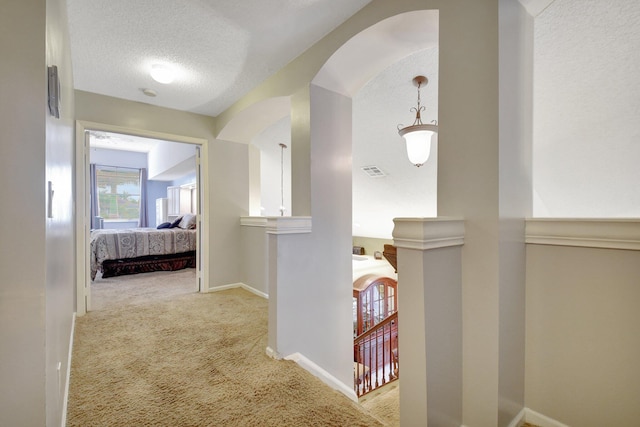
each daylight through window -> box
[96,166,141,220]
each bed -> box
[90,216,198,280]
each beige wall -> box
[75,90,216,139]
[0,2,47,425]
[352,236,393,256]
[0,0,76,425]
[240,223,268,295]
[526,243,640,426]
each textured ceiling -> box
[533,0,640,216]
[71,1,634,235]
[66,0,371,117]
[89,131,162,153]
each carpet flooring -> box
[67,269,386,426]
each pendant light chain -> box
[279,143,287,216]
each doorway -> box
[75,121,210,315]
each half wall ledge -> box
[240,216,312,234]
[392,217,465,250]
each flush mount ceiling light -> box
[150,64,175,84]
[397,75,438,167]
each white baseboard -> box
[466,407,566,427]
[506,408,526,427]
[524,408,569,427]
[284,352,358,402]
[265,346,282,360]
[61,312,76,427]
[207,282,268,299]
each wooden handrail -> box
[353,311,399,397]
[353,311,397,342]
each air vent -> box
[361,165,386,178]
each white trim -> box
[524,408,570,427]
[284,352,358,402]
[61,313,76,427]
[265,346,282,360]
[393,217,465,250]
[240,216,268,227]
[265,216,312,234]
[525,219,640,251]
[207,282,268,299]
[506,408,526,427]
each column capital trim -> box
[393,217,465,250]
[266,216,312,235]
[525,218,640,250]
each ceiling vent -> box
[361,165,386,178]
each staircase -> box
[353,311,399,397]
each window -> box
[96,166,141,221]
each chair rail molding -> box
[525,218,640,251]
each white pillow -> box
[178,214,197,229]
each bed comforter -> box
[90,228,197,280]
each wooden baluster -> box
[382,322,387,384]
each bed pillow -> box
[178,213,197,229]
[157,222,171,229]
[169,216,183,228]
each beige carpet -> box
[360,382,399,427]
[68,269,385,426]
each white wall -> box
[148,139,196,180]
[532,0,640,217]
[352,47,438,239]
[498,0,533,425]
[251,116,292,216]
[269,85,354,389]
[90,146,147,168]
[0,0,76,425]
[45,1,77,422]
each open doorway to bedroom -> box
[75,122,210,315]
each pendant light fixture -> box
[397,76,438,167]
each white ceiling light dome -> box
[150,63,175,84]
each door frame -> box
[75,120,210,315]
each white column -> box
[264,216,312,360]
[393,217,465,427]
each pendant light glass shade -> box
[397,76,438,167]
[398,124,437,167]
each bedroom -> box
[87,130,201,289]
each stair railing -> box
[353,311,399,397]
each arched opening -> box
[311,10,439,400]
